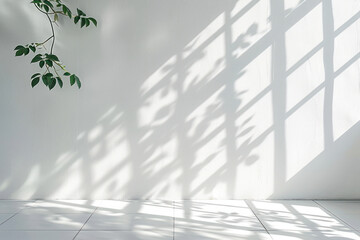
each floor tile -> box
[75,230,172,240]
[0,212,91,230]
[248,200,329,217]
[0,201,33,214]
[269,230,360,240]
[316,201,360,214]
[0,231,77,240]
[0,214,14,225]
[175,200,265,232]
[83,212,173,231]
[0,200,358,239]
[175,200,255,216]
[317,201,360,230]
[23,200,96,214]
[257,212,352,231]
[175,229,271,240]
[334,214,360,230]
[93,200,173,217]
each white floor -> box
[0,200,359,239]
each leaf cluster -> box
[74,8,97,27]
[31,0,97,27]
[14,44,37,56]
[14,0,97,90]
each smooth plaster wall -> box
[0,0,360,199]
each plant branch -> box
[45,65,50,74]
[46,14,55,54]
[34,3,47,14]
[49,7,66,16]
[37,35,53,46]
[53,61,66,71]
[34,3,55,54]
[52,66,61,78]
[15,1,97,89]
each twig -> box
[34,3,55,54]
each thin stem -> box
[52,66,61,78]
[54,61,66,71]
[46,14,55,54]
[45,65,50,74]
[34,3,65,15]
[34,3,55,54]
[34,3,47,14]
[50,7,66,15]
[37,35,53,46]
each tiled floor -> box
[0,200,359,239]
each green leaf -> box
[75,75,81,89]
[43,4,49,12]
[63,72,71,76]
[29,45,36,52]
[31,77,40,88]
[88,17,97,26]
[74,16,80,24]
[39,60,45,68]
[45,60,53,67]
[47,54,59,61]
[66,8,72,18]
[70,74,75,85]
[42,75,49,86]
[43,0,53,7]
[31,73,41,79]
[85,18,90,27]
[49,78,56,90]
[62,5,72,18]
[56,77,63,88]
[15,49,25,56]
[80,18,86,28]
[15,47,29,56]
[24,48,30,55]
[77,8,86,16]
[44,72,53,78]
[62,5,68,14]
[54,13,59,22]
[31,54,42,63]
[14,45,24,51]
[31,0,41,4]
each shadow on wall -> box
[0,0,359,199]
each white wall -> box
[0,0,360,200]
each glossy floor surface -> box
[0,200,359,239]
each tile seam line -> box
[0,213,19,227]
[313,200,357,232]
[245,200,273,240]
[72,207,97,240]
[0,202,32,227]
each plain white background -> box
[0,0,360,199]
